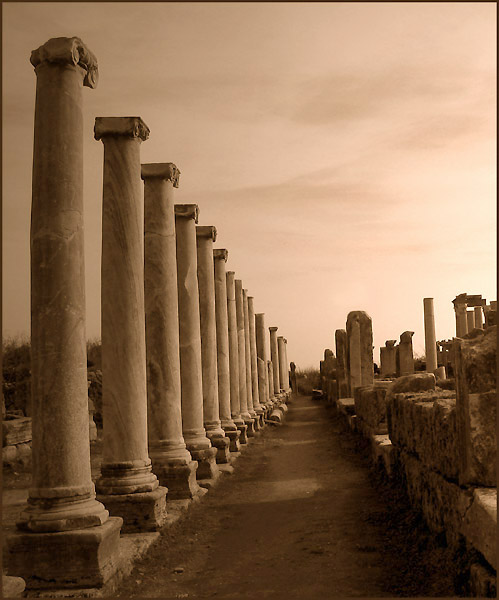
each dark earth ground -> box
[107,394,462,599]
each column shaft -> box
[235,280,251,419]
[248,298,264,415]
[277,336,287,392]
[243,290,257,418]
[255,314,270,409]
[423,298,438,373]
[269,327,280,394]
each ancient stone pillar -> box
[277,336,288,392]
[269,327,280,395]
[175,205,218,480]
[283,338,291,393]
[94,117,168,530]
[267,360,275,403]
[290,362,298,396]
[196,226,231,463]
[346,311,373,394]
[466,310,475,333]
[213,250,241,452]
[380,340,397,377]
[255,313,272,414]
[235,281,256,435]
[474,306,483,329]
[226,272,248,444]
[7,38,122,591]
[142,163,200,499]
[243,290,262,431]
[397,331,415,376]
[423,298,438,373]
[335,329,349,398]
[248,297,265,425]
[453,299,468,337]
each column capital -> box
[269,327,278,332]
[385,340,397,347]
[94,117,150,141]
[30,36,98,89]
[277,335,284,341]
[174,204,199,222]
[213,249,228,262]
[248,296,254,301]
[141,163,180,187]
[196,225,217,241]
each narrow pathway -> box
[116,395,456,598]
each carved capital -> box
[94,117,150,142]
[269,327,278,332]
[213,249,228,262]
[174,204,199,222]
[30,36,98,88]
[141,163,180,187]
[196,225,217,241]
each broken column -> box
[256,313,272,415]
[142,163,200,499]
[213,250,241,452]
[397,331,415,376]
[235,281,256,435]
[94,116,167,531]
[346,311,373,395]
[196,226,231,463]
[175,205,218,480]
[335,329,349,398]
[248,297,265,426]
[423,298,438,373]
[380,340,397,377]
[7,37,122,591]
[226,271,248,443]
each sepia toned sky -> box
[2,2,496,368]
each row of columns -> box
[7,36,293,593]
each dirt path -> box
[114,394,456,599]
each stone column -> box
[269,327,280,396]
[453,300,468,337]
[248,297,265,426]
[380,340,397,377]
[243,290,261,431]
[255,313,272,415]
[175,205,218,481]
[267,360,275,403]
[335,329,348,398]
[474,306,483,329]
[277,336,288,392]
[346,317,361,393]
[466,310,475,333]
[141,163,200,499]
[226,272,248,444]
[283,338,291,393]
[94,117,166,531]
[7,37,122,591]
[196,226,231,463]
[423,298,438,373]
[346,311,373,394]
[397,331,415,376]
[290,362,298,396]
[235,281,256,435]
[213,250,241,452]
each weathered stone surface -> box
[152,459,201,500]
[335,330,349,398]
[353,385,389,434]
[346,311,373,393]
[96,488,167,533]
[386,373,435,398]
[2,575,25,597]
[396,331,415,376]
[337,397,355,415]
[387,390,458,480]
[2,417,32,446]
[461,488,497,570]
[468,562,497,598]
[456,326,496,393]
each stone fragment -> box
[386,372,435,397]
[353,385,390,434]
[2,575,25,598]
[2,417,32,446]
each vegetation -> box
[295,367,320,396]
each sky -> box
[2,2,496,368]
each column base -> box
[209,435,232,464]
[269,408,284,423]
[190,447,220,480]
[244,417,256,437]
[96,487,167,533]
[152,459,202,500]
[6,517,123,591]
[225,429,241,452]
[236,423,248,445]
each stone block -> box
[152,459,201,500]
[353,385,389,433]
[6,517,123,590]
[386,373,435,398]
[97,487,167,533]
[460,487,497,570]
[468,562,497,598]
[337,397,355,415]
[191,447,219,481]
[2,417,32,446]
[2,575,25,597]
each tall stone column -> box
[347,317,362,393]
[248,297,265,425]
[269,327,281,396]
[94,117,166,531]
[283,338,291,393]
[255,313,272,415]
[7,37,122,591]
[380,340,397,377]
[346,311,373,394]
[277,336,288,393]
[226,272,248,444]
[196,226,231,463]
[213,251,241,452]
[175,205,218,481]
[397,331,415,376]
[267,360,276,404]
[235,281,256,435]
[243,290,261,431]
[141,163,200,499]
[466,310,475,333]
[423,298,438,373]
[335,329,348,398]
[474,306,483,329]
[453,299,468,337]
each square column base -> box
[236,423,248,444]
[225,429,241,452]
[6,517,123,591]
[190,447,220,480]
[153,460,202,500]
[210,436,231,464]
[244,418,256,437]
[96,487,167,533]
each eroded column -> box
[248,297,265,426]
[423,298,438,373]
[255,313,272,415]
[235,281,256,436]
[335,329,348,398]
[142,163,200,499]
[214,251,241,452]
[95,117,166,531]
[175,205,218,481]
[7,37,121,591]
[243,290,261,431]
[398,331,415,376]
[196,226,231,463]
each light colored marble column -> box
[175,205,218,481]
[235,280,256,436]
[141,163,200,500]
[283,338,291,393]
[95,116,167,531]
[243,290,261,431]
[277,336,287,392]
[423,298,438,373]
[454,301,468,337]
[255,313,272,415]
[196,226,231,463]
[213,250,241,452]
[474,306,483,329]
[466,310,475,333]
[269,327,280,396]
[226,272,248,444]
[7,40,124,591]
[248,297,265,425]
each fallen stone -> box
[386,373,435,399]
[2,575,25,597]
